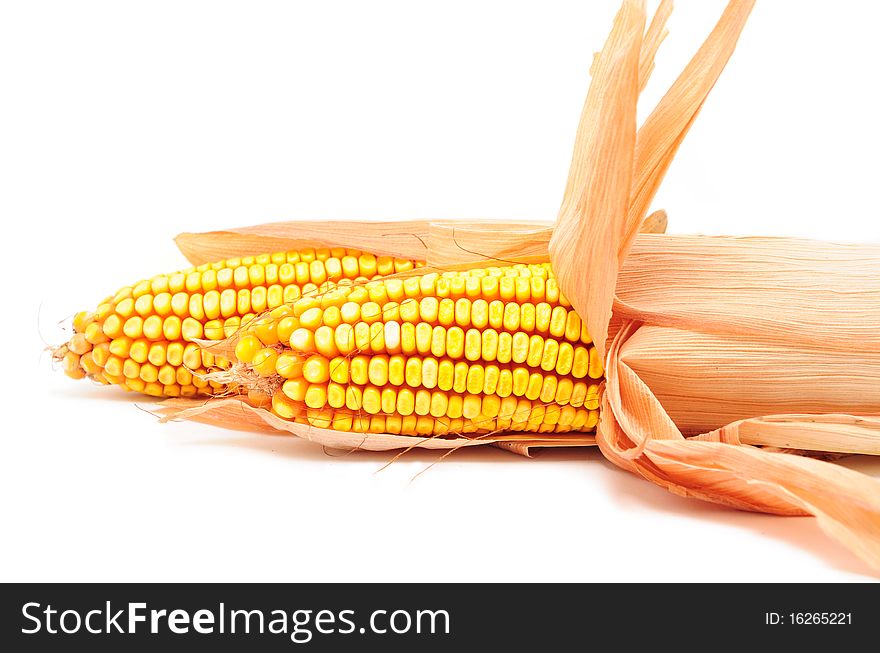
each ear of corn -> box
[54,0,880,575]
[227,263,603,436]
[56,247,423,397]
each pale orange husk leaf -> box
[617,234,880,352]
[425,220,554,268]
[624,0,755,255]
[639,209,668,234]
[549,0,645,362]
[598,321,880,571]
[621,325,880,437]
[638,0,673,92]
[699,415,880,457]
[155,397,488,452]
[588,0,672,92]
[176,213,667,274]
[154,398,596,452]
[175,220,432,266]
[552,0,754,359]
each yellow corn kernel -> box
[526,334,544,368]
[72,311,93,333]
[79,352,101,375]
[147,343,167,367]
[304,384,328,409]
[276,353,304,379]
[271,392,300,420]
[163,316,182,341]
[396,388,415,416]
[452,362,468,394]
[251,348,279,376]
[204,320,225,340]
[302,355,330,384]
[588,347,604,379]
[289,328,316,353]
[235,335,262,364]
[106,337,131,359]
[274,316,297,345]
[85,316,110,345]
[181,317,203,340]
[541,339,559,372]
[103,355,123,378]
[313,325,339,358]
[496,369,513,397]
[282,378,309,402]
[512,367,529,396]
[572,346,590,378]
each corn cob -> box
[47,0,880,575]
[228,262,604,436]
[55,247,423,397]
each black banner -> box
[1,583,875,651]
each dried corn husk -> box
[176,220,432,266]
[547,0,880,572]
[155,396,595,453]
[159,0,880,571]
[619,325,880,439]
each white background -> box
[2,0,879,582]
